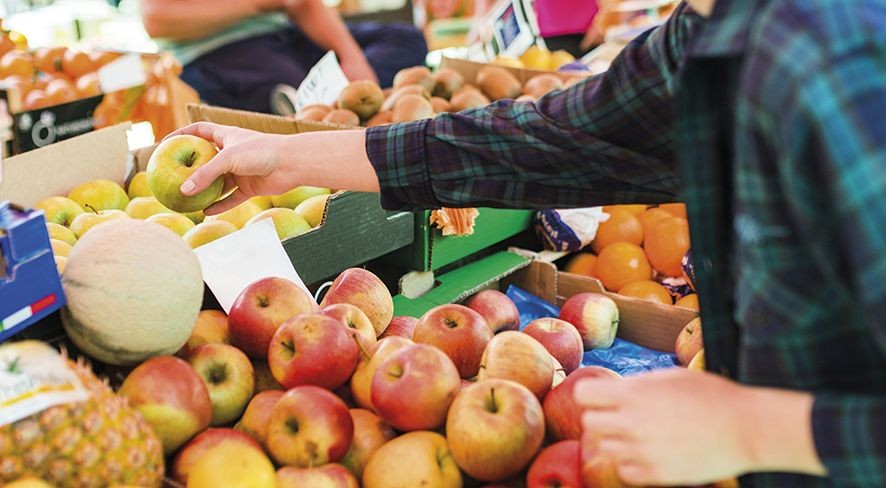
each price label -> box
[294,51,350,112]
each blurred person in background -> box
[139,0,428,114]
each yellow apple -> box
[249,196,273,210]
[125,196,175,219]
[206,200,263,229]
[68,179,130,211]
[185,210,206,224]
[50,238,73,257]
[246,208,311,241]
[147,213,197,236]
[187,441,276,488]
[493,55,524,68]
[294,194,330,228]
[549,50,576,70]
[127,171,152,199]
[147,134,224,213]
[69,209,130,238]
[35,196,84,226]
[184,220,239,248]
[521,45,552,70]
[46,222,77,246]
[54,255,67,275]
[270,186,331,210]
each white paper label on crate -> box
[194,219,315,313]
[294,51,349,112]
[97,53,147,93]
[0,342,89,427]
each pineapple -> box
[0,341,164,487]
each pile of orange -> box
[564,203,698,309]
[0,31,122,111]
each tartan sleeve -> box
[364,3,701,211]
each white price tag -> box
[97,53,147,93]
[194,219,315,313]
[294,51,350,112]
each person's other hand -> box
[340,53,378,84]
[576,368,755,485]
[166,123,300,215]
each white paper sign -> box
[97,53,148,93]
[294,51,350,112]
[194,219,315,313]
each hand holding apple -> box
[544,366,621,441]
[147,134,224,213]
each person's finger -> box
[581,410,631,438]
[180,149,235,196]
[204,189,250,216]
[597,438,636,461]
[616,461,657,486]
[220,174,237,196]
[574,377,625,410]
[164,122,231,148]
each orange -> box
[90,50,121,68]
[564,253,597,277]
[645,217,691,277]
[591,208,644,254]
[62,49,94,79]
[618,280,673,305]
[44,78,76,105]
[595,242,652,292]
[658,203,687,219]
[0,35,15,59]
[23,89,48,110]
[637,207,673,237]
[75,72,101,97]
[34,46,66,73]
[675,294,699,310]
[603,204,648,216]
[0,51,34,78]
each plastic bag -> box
[505,285,678,376]
[534,207,609,252]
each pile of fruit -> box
[491,45,577,71]
[563,203,697,309]
[295,63,584,128]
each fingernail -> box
[180,180,196,194]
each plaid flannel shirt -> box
[365,0,886,486]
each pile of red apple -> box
[116,266,704,487]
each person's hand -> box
[166,123,301,215]
[576,368,756,485]
[339,52,378,84]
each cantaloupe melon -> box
[61,219,203,366]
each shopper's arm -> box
[139,0,284,41]
[284,0,377,82]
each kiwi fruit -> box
[476,66,522,100]
[393,66,435,93]
[450,91,490,112]
[296,104,331,121]
[382,85,431,112]
[432,68,465,100]
[323,108,360,127]
[365,111,393,127]
[523,74,564,98]
[338,80,385,120]
[392,94,434,122]
[430,97,452,113]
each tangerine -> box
[0,51,34,78]
[645,217,691,277]
[658,203,687,219]
[34,46,66,73]
[595,242,652,291]
[62,49,94,78]
[90,50,121,68]
[603,204,648,216]
[564,253,597,277]
[637,207,673,237]
[675,294,699,310]
[0,35,15,59]
[23,89,48,110]
[45,78,76,105]
[591,208,644,253]
[618,280,673,305]
[75,72,101,97]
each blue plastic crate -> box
[0,201,66,342]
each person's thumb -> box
[180,150,232,196]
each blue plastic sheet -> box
[505,285,678,376]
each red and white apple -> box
[235,389,284,448]
[177,309,229,358]
[321,303,377,350]
[379,315,418,339]
[170,428,264,484]
[412,304,492,378]
[266,386,354,467]
[268,314,359,390]
[523,318,584,374]
[228,276,316,358]
[543,366,621,441]
[350,336,413,410]
[276,464,359,488]
[341,408,397,478]
[675,317,703,366]
[527,440,582,488]
[320,268,393,336]
[559,293,620,349]
[478,331,555,400]
[464,289,520,332]
[187,343,255,426]
[362,431,462,488]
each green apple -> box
[68,179,130,211]
[185,210,205,224]
[250,196,273,210]
[245,208,311,241]
[35,196,84,226]
[294,194,330,228]
[147,135,224,213]
[187,343,255,426]
[270,186,331,210]
[206,200,263,229]
[147,213,197,236]
[126,196,175,219]
[50,238,73,257]
[183,220,239,248]
[69,209,130,238]
[128,171,152,199]
[46,222,77,246]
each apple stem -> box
[489,387,499,413]
[184,150,198,168]
[84,204,99,215]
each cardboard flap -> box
[187,104,345,134]
[440,57,588,85]
[0,124,131,207]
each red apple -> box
[320,268,393,336]
[526,440,581,488]
[350,336,413,410]
[321,303,377,351]
[118,356,212,454]
[171,428,264,484]
[446,379,545,482]
[341,408,397,478]
[559,293,620,349]
[267,386,354,467]
[362,431,462,488]
[177,309,230,358]
[228,277,316,358]
[253,359,283,392]
[268,313,359,390]
[412,304,493,378]
[465,289,520,332]
[187,343,255,426]
[581,431,634,488]
[675,317,703,366]
[235,390,284,448]
[379,315,418,339]
[523,318,584,374]
[478,331,555,400]
[543,366,621,441]
[277,464,359,488]
[371,344,460,431]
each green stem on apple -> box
[84,204,99,215]
[184,150,198,168]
